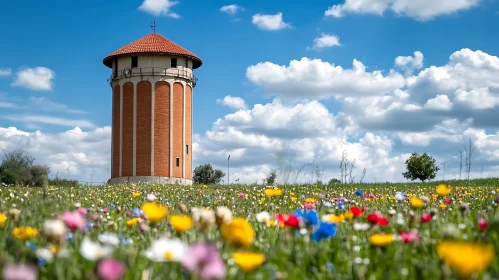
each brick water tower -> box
[103,30,202,185]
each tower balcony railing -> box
[107,67,198,87]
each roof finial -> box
[150,20,157,34]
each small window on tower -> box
[185,59,188,68]
[131,56,138,68]
[186,145,189,154]
[171,58,177,68]
[176,157,180,167]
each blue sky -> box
[1,0,499,183]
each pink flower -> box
[399,231,419,243]
[77,207,88,216]
[478,218,488,231]
[238,193,245,198]
[2,263,38,280]
[304,202,315,210]
[444,198,452,204]
[61,211,86,232]
[182,243,226,280]
[97,258,126,280]
[420,213,432,223]
[102,208,109,214]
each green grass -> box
[0,178,499,279]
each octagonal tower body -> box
[103,33,202,185]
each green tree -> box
[265,169,277,186]
[0,149,50,186]
[193,164,225,185]
[328,178,341,186]
[402,152,440,182]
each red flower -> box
[367,212,389,226]
[444,198,452,204]
[478,218,488,231]
[276,213,300,228]
[350,207,365,217]
[399,231,419,243]
[420,213,432,223]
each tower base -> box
[108,176,193,185]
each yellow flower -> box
[220,217,255,247]
[291,197,297,202]
[141,202,168,224]
[13,227,39,241]
[436,184,451,196]
[0,212,6,226]
[133,191,141,197]
[439,203,447,209]
[126,218,139,228]
[369,234,394,247]
[266,220,276,227]
[232,252,265,272]
[324,214,344,224]
[344,211,354,220]
[169,215,193,233]
[437,241,495,278]
[305,198,316,203]
[264,188,283,197]
[410,197,424,208]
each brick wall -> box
[136,81,152,176]
[154,81,170,177]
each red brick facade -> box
[110,80,192,181]
[121,82,134,177]
[154,81,170,177]
[112,85,120,178]
[185,85,192,179]
[172,82,184,178]
[136,81,152,176]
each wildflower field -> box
[1,178,499,280]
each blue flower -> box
[354,190,363,197]
[337,203,345,210]
[84,223,93,231]
[311,222,337,241]
[205,195,211,200]
[37,259,47,267]
[65,232,74,242]
[25,241,36,250]
[132,208,141,217]
[294,209,319,226]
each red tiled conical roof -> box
[103,34,202,69]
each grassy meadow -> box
[0,178,499,279]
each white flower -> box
[43,220,66,240]
[75,202,81,208]
[215,206,232,225]
[388,209,397,216]
[98,232,120,246]
[395,192,405,201]
[256,211,271,223]
[146,194,156,202]
[80,237,113,261]
[353,223,370,231]
[143,238,187,262]
[36,248,54,263]
[36,247,70,263]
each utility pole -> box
[227,154,230,187]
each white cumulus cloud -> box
[252,12,291,31]
[217,95,247,110]
[12,67,55,91]
[0,68,12,77]
[139,0,180,18]
[312,33,341,49]
[220,4,244,15]
[325,0,480,21]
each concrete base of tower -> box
[107,176,193,185]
